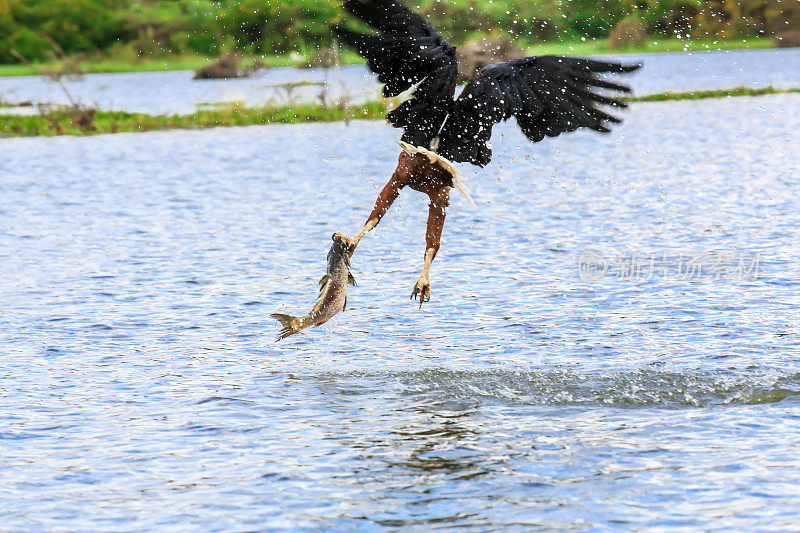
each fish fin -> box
[271,313,299,341]
[318,274,330,292]
[343,296,347,311]
[348,273,356,286]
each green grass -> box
[0,55,274,77]
[0,38,777,78]
[2,85,797,138]
[524,36,776,56]
[627,86,800,102]
[0,50,366,77]
[0,101,391,137]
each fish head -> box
[329,232,351,266]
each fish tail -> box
[271,313,301,341]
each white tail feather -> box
[397,141,476,207]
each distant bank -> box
[0,38,778,78]
[2,86,798,139]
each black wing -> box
[335,0,458,147]
[437,56,641,166]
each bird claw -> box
[343,235,359,257]
[410,275,431,308]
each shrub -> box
[0,0,784,65]
[10,0,127,58]
[774,30,800,47]
[764,0,800,33]
[0,26,52,63]
[607,15,649,49]
[561,0,629,38]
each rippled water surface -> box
[1,48,799,114]
[2,94,800,530]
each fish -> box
[271,232,356,341]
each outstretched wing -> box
[335,0,458,147]
[436,56,641,166]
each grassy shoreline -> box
[0,53,335,78]
[0,37,778,78]
[629,86,800,102]
[524,36,776,56]
[1,86,796,138]
[0,101,391,137]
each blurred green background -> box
[1,0,798,65]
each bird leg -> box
[346,152,421,257]
[348,175,404,256]
[345,151,451,306]
[411,185,450,307]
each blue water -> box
[1,47,799,114]
[2,92,800,529]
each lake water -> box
[1,47,799,115]
[2,92,800,529]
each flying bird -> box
[336,0,641,305]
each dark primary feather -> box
[336,0,640,167]
[334,0,458,146]
[437,56,641,166]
